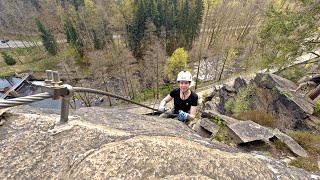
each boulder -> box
[222,84,236,93]
[203,101,217,111]
[273,129,308,158]
[253,73,315,116]
[205,84,237,114]
[251,73,315,130]
[233,76,247,92]
[199,118,220,136]
[0,106,319,179]
[192,120,211,138]
[227,120,274,144]
[254,73,297,90]
[201,110,239,125]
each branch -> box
[309,51,320,58]
[305,41,320,44]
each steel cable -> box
[0,92,52,109]
[73,87,178,116]
[0,87,178,116]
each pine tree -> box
[91,29,105,50]
[127,0,204,58]
[1,52,16,66]
[63,19,85,58]
[36,19,58,56]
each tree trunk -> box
[101,72,112,106]
[218,51,229,81]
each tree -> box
[1,52,16,66]
[127,0,204,58]
[63,19,85,59]
[259,0,320,70]
[36,19,58,56]
[142,20,167,98]
[218,48,238,81]
[164,47,189,82]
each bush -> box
[225,85,255,115]
[236,110,277,128]
[315,102,320,113]
[1,52,16,65]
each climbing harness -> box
[0,70,178,123]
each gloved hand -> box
[177,110,188,122]
[158,105,165,113]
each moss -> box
[214,115,224,127]
[282,91,293,99]
[225,85,255,115]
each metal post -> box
[60,84,74,123]
[52,71,62,86]
[45,70,53,85]
[60,96,71,123]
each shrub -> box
[225,85,255,115]
[236,110,277,128]
[315,102,320,113]
[1,52,16,65]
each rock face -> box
[252,73,315,130]
[1,106,319,179]
[203,73,317,131]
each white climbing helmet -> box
[177,71,192,82]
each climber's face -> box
[179,81,190,93]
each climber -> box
[158,71,198,123]
[296,74,320,100]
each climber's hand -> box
[158,106,165,113]
[177,110,188,122]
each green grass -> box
[273,139,292,154]
[0,46,64,77]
